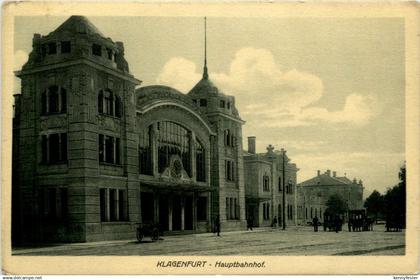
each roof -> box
[51,16,104,37]
[188,77,223,96]
[298,174,353,187]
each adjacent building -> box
[296,170,364,225]
[243,137,299,227]
[12,16,247,244]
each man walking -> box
[214,215,221,237]
[272,216,278,228]
[312,216,319,232]
[247,215,253,231]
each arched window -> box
[98,89,122,118]
[278,176,282,191]
[157,121,191,176]
[195,139,206,182]
[224,129,235,147]
[41,86,67,115]
[263,175,270,192]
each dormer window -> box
[47,42,57,55]
[199,99,207,107]
[92,44,102,56]
[220,100,225,108]
[61,41,71,53]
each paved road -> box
[13,225,404,256]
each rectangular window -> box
[100,188,107,222]
[60,188,68,220]
[109,189,117,221]
[48,42,57,55]
[226,198,230,220]
[118,189,127,221]
[227,102,231,109]
[92,44,102,56]
[41,133,67,164]
[197,197,207,221]
[220,100,225,108]
[61,41,71,53]
[139,128,152,175]
[99,134,120,165]
[199,99,207,107]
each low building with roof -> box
[296,170,364,225]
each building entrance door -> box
[184,196,193,230]
[159,195,169,231]
[172,195,182,231]
[141,192,154,223]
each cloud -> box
[14,50,29,94]
[156,57,201,93]
[156,47,375,128]
[14,50,28,70]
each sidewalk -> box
[12,226,272,255]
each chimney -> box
[333,171,337,177]
[326,170,331,177]
[317,170,320,176]
[248,136,256,154]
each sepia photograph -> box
[2,2,419,275]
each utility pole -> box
[282,148,286,230]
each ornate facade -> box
[12,16,246,243]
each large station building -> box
[12,16,247,243]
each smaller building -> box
[296,170,364,225]
[243,137,299,228]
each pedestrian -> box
[247,215,253,231]
[272,216,278,228]
[334,215,340,233]
[214,214,221,237]
[312,216,319,232]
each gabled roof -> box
[298,174,352,187]
[51,16,104,37]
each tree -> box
[325,194,348,215]
[364,190,384,222]
[384,164,406,230]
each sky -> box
[14,16,405,197]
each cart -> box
[136,223,161,242]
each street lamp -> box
[282,148,286,230]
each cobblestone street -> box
[13,225,404,256]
